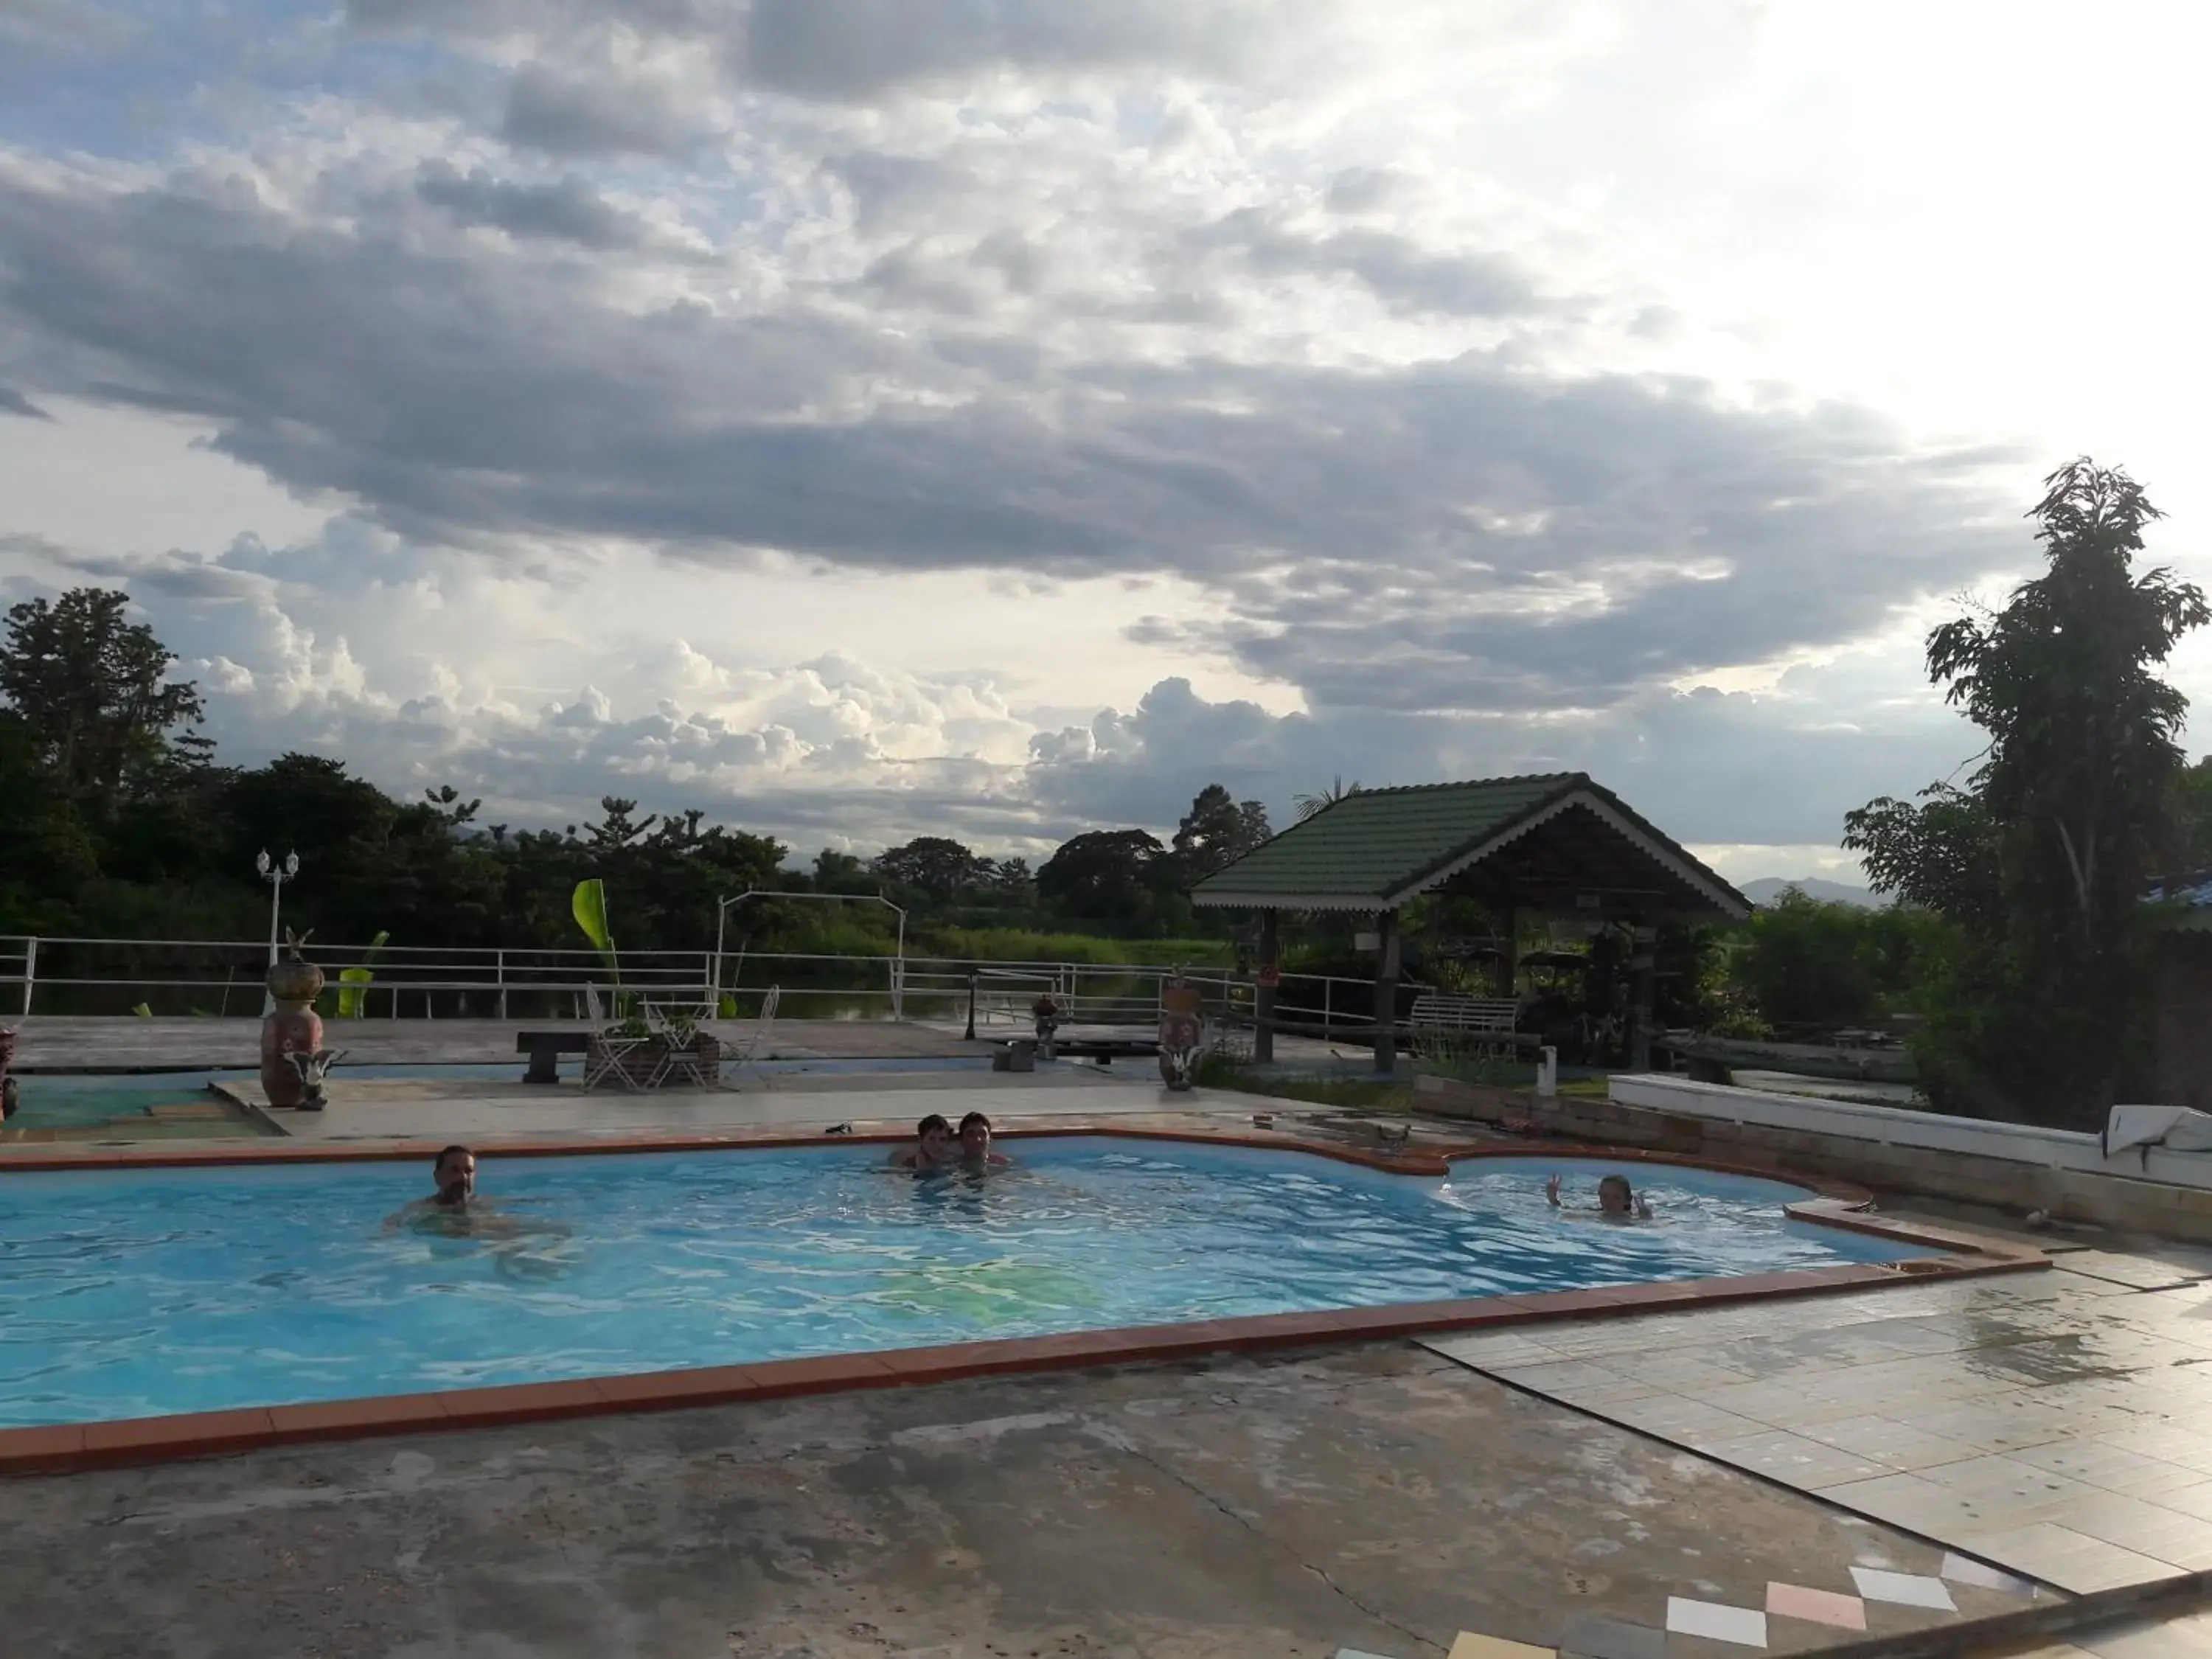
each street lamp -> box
[257,850,299,1015]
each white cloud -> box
[1,0,2204,882]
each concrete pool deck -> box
[0,1341,2091,1658]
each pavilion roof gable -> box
[1188,772,1748,919]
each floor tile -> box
[1556,1611,1664,1659]
[1447,1635,1556,1659]
[1663,1599,1767,1648]
[2075,1607,2212,1658]
[1336,1651,1402,1659]
[1796,1413,1980,1472]
[1938,1551,2037,1595]
[2053,1492,2212,1569]
[1952,1523,2180,1593]
[1697,1427,1890,1488]
[2006,1441,2209,1499]
[1848,1567,1955,1610]
[1763,1582,1865,1630]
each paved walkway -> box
[4,1015,981,1069]
[1425,1230,2212,1599]
[0,1345,2053,1658]
[229,1068,1204,1143]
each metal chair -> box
[716,985,781,1090]
[644,999,717,1090]
[582,1028,656,1092]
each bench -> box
[1407,995,1534,1061]
[517,1030,592,1085]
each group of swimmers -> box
[891,1111,1009,1172]
[391,1131,1650,1223]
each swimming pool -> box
[0,1139,1928,1428]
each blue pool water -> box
[0,1141,1926,1427]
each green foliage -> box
[1736,888,1940,1029]
[872,836,987,900]
[1,585,1274,981]
[0,588,208,811]
[1846,460,2205,1126]
[1171,785,1270,883]
[925,928,1233,967]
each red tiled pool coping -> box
[0,1124,2045,1475]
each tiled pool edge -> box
[0,1124,2047,1475]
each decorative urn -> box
[260,930,327,1107]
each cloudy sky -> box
[2,1,2205,880]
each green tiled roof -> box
[1189,771,1744,915]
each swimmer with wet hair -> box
[1547,1171,1653,1220]
[957,1110,1012,1169]
[892,1113,956,1170]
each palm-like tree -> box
[1293,776,1363,821]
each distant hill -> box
[1739,877,1882,909]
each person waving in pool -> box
[956,1111,1012,1170]
[1547,1172,1652,1220]
[891,1113,957,1171]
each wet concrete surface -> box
[1,1344,2028,1658]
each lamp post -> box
[257,850,299,1015]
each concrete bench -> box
[517,1030,592,1085]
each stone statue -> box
[261,930,327,1108]
[1158,973,1207,1091]
[285,1047,347,1112]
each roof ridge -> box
[1345,771,1588,799]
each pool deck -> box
[10,1072,2212,1652]
[1,1014,1354,1072]
[0,1339,2114,1659]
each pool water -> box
[0,1141,1926,1427]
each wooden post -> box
[1627,923,1656,1071]
[1372,909,1401,1075]
[1254,911,1279,1063]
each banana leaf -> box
[572,879,623,1008]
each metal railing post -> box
[1324,976,1332,1040]
[21,936,36,1017]
[497,950,508,1022]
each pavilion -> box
[1189,773,1751,1074]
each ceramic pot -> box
[265,955,325,1006]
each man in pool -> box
[891,1113,956,1170]
[385,1146,488,1229]
[957,1110,1012,1169]
[1547,1171,1652,1220]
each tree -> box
[1037,829,1169,922]
[811,848,875,894]
[0,588,207,809]
[1844,459,2208,1126]
[1171,784,1271,881]
[1737,888,1937,1031]
[1293,776,1362,821]
[872,835,987,900]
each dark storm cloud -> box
[1186,206,1555,319]
[736,0,1278,100]
[414,162,651,248]
[0,167,2023,716]
[0,383,51,418]
[500,62,717,157]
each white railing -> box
[1608,1073,2212,1194]
[0,932,1399,1042]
